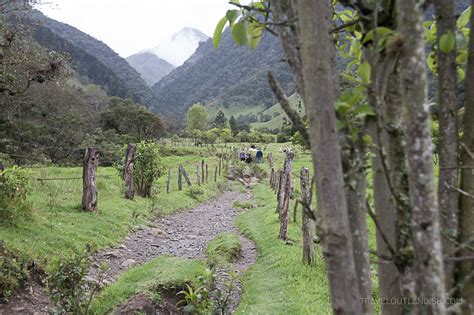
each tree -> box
[229,115,238,136]
[187,103,209,133]
[212,109,228,129]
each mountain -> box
[23,10,160,112]
[126,52,175,86]
[144,27,209,67]
[152,29,294,118]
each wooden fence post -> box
[180,165,192,186]
[218,158,222,175]
[124,144,135,200]
[300,167,314,265]
[279,151,294,241]
[178,166,183,191]
[205,163,209,183]
[196,165,201,186]
[167,168,171,194]
[214,165,218,182]
[267,153,274,168]
[201,160,205,183]
[82,147,99,211]
[270,167,274,187]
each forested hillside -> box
[152,29,294,117]
[23,10,160,112]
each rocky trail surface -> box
[1,188,257,315]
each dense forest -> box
[152,28,294,117]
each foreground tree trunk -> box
[82,147,99,211]
[458,1,474,311]
[341,139,371,314]
[296,0,362,312]
[397,0,446,312]
[433,0,459,292]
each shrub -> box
[47,247,107,314]
[117,141,165,197]
[0,241,29,303]
[186,186,206,200]
[0,166,32,226]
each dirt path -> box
[1,188,257,314]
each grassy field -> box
[0,153,226,271]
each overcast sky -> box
[36,0,240,58]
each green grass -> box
[92,256,207,314]
[206,233,242,267]
[234,184,331,314]
[250,94,304,130]
[0,154,226,271]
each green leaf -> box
[341,73,361,84]
[213,17,228,49]
[439,31,456,54]
[457,6,471,29]
[226,9,240,27]
[356,61,371,84]
[231,21,248,45]
[247,23,263,49]
[458,68,465,81]
[353,103,376,116]
[363,134,373,145]
[336,119,346,130]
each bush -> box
[0,242,29,303]
[0,166,32,226]
[117,141,165,197]
[186,186,206,200]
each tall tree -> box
[433,0,459,292]
[212,109,228,129]
[459,0,474,311]
[186,103,209,133]
[397,0,446,312]
[296,0,362,312]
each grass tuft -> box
[206,233,242,267]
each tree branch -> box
[267,71,310,147]
[330,18,361,34]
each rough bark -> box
[276,169,283,214]
[269,167,275,187]
[341,139,371,314]
[397,0,446,312]
[82,147,99,211]
[296,0,362,312]
[178,166,183,191]
[196,165,201,186]
[124,143,135,200]
[434,0,459,292]
[300,167,314,265]
[166,168,171,194]
[458,1,474,311]
[279,151,293,241]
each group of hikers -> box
[239,145,264,164]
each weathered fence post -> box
[180,165,192,187]
[269,168,274,187]
[178,166,183,191]
[124,144,135,200]
[300,167,314,265]
[218,158,222,175]
[267,153,274,168]
[279,151,294,241]
[82,147,99,211]
[196,165,201,186]
[201,159,205,183]
[167,168,171,194]
[205,163,209,183]
[214,165,218,182]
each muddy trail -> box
[0,189,258,314]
